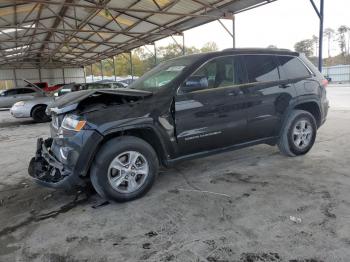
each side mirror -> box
[181,76,208,93]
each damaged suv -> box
[29,49,329,202]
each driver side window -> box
[181,56,245,93]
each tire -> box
[32,105,51,123]
[278,110,317,157]
[90,136,159,202]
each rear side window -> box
[278,56,311,80]
[244,55,279,83]
[5,89,18,96]
[18,88,35,94]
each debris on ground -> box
[289,216,302,224]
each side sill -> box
[164,137,278,167]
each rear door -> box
[243,54,296,140]
[175,55,251,155]
[16,88,37,101]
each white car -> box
[10,83,76,123]
[0,87,45,108]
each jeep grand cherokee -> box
[29,48,329,202]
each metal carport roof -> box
[0,0,275,69]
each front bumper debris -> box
[28,138,84,189]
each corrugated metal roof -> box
[0,0,276,68]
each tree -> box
[294,39,314,57]
[200,41,219,52]
[324,28,335,58]
[337,25,348,56]
[267,45,277,49]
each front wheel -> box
[278,110,317,156]
[32,105,51,123]
[90,136,159,202]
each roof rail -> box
[222,47,292,52]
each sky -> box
[156,0,350,57]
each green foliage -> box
[294,39,314,57]
[86,41,219,77]
[337,25,349,56]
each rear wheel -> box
[90,136,159,202]
[32,105,50,123]
[278,110,317,156]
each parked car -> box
[10,81,122,122]
[0,81,46,108]
[84,80,127,89]
[29,48,329,202]
[25,82,65,93]
[10,83,76,122]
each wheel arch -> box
[293,100,321,127]
[99,126,169,167]
[30,103,48,117]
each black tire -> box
[278,110,317,157]
[90,136,159,202]
[32,105,51,123]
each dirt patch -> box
[240,252,281,262]
[210,172,268,187]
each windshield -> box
[128,56,199,92]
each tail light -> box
[321,79,328,88]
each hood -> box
[47,88,152,114]
[23,79,46,96]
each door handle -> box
[279,83,291,89]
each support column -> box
[154,42,157,66]
[83,66,87,84]
[232,15,236,48]
[13,69,17,87]
[129,52,133,80]
[318,0,324,72]
[38,68,42,82]
[182,33,185,55]
[62,68,65,84]
[100,60,104,80]
[217,18,235,48]
[310,0,324,71]
[113,56,117,81]
[91,64,94,82]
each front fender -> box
[96,119,176,166]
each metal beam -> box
[13,0,225,19]
[310,0,324,71]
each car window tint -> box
[6,89,18,96]
[18,88,35,94]
[278,56,311,80]
[244,55,279,83]
[191,56,245,90]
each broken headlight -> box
[61,114,86,132]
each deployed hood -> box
[23,79,46,96]
[47,88,152,115]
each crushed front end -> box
[28,113,103,189]
[28,138,76,187]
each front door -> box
[175,56,251,155]
[0,89,19,108]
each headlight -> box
[14,101,25,106]
[61,114,86,131]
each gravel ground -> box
[0,85,349,262]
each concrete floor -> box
[0,85,349,262]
